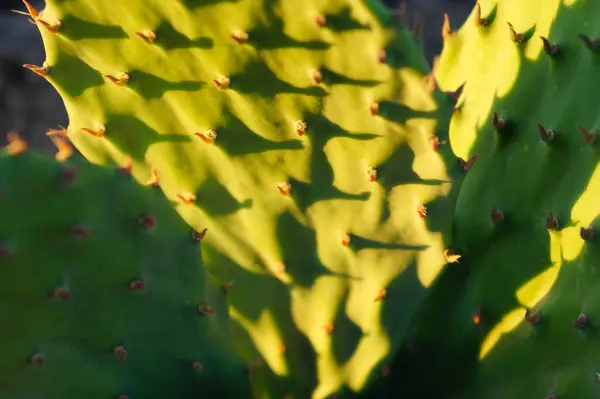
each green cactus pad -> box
[0,145,250,398]
[27,0,459,396]
[384,0,600,397]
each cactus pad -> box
[26,0,460,396]
[385,1,600,397]
[0,141,250,398]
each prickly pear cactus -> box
[0,135,250,398]
[385,1,600,398]
[23,0,461,396]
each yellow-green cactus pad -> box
[26,0,460,396]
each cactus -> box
[22,0,600,397]
[0,134,250,398]
[21,0,462,397]
[382,1,600,398]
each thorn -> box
[81,124,106,137]
[6,132,28,155]
[310,69,323,85]
[412,12,423,38]
[20,0,39,19]
[369,102,379,116]
[381,363,391,377]
[212,75,230,90]
[430,136,447,151]
[223,280,234,293]
[16,1,61,33]
[277,182,291,196]
[540,37,559,55]
[192,228,208,241]
[375,287,387,302]
[130,279,145,292]
[524,309,540,325]
[490,205,504,223]
[198,301,214,316]
[367,167,378,182]
[113,345,127,361]
[135,30,156,43]
[431,55,441,75]
[341,233,351,247]
[38,19,62,33]
[118,158,132,176]
[138,215,156,229]
[417,204,428,219]
[474,3,488,27]
[442,13,453,38]
[323,323,334,335]
[578,34,599,52]
[277,342,287,355]
[145,169,159,187]
[394,2,408,24]
[444,249,462,263]
[579,127,596,144]
[103,73,130,86]
[274,262,286,275]
[458,154,479,172]
[52,286,71,301]
[472,306,482,324]
[546,211,559,231]
[573,313,588,329]
[176,192,196,205]
[537,123,555,141]
[48,131,73,161]
[46,126,68,137]
[295,120,308,136]
[377,50,387,64]
[314,13,327,28]
[230,30,249,43]
[192,361,204,372]
[447,83,465,102]
[507,22,526,43]
[61,166,77,184]
[194,129,217,144]
[424,57,439,92]
[118,395,129,399]
[244,358,263,372]
[72,224,91,237]
[0,244,10,258]
[581,225,594,241]
[30,353,45,368]
[491,112,506,131]
[23,62,50,77]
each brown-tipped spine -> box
[537,123,555,141]
[579,127,596,144]
[474,3,488,27]
[578,34,599,52]
[540,37,559,55]
[442,13,453,38]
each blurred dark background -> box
[0,0,475,152]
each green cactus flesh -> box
[0,147,250,398]
[384,0,600,398]
[27,0,459,396]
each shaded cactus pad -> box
[0,147,250,398]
